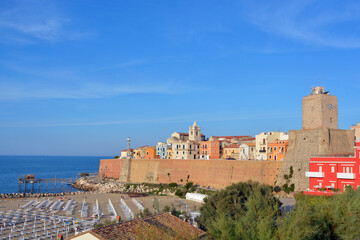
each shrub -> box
[274,186,281,193]
[169,182,178,188]
[184,181,193,189]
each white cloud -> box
[241,0,360,48]
[0,81,200,101]
[0,0,88,42]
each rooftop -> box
[70,213,206,240]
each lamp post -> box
[127,137,131,159]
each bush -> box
[162,205,171,212]
[184,181,193,190]
[169,182,178,188]
[274,186,281,193]
[175,189,184,198]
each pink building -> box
[304,142,360,194]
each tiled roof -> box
[135,145,148,150]
[212,136,251,139]
[179,133,189,136]
[224,144,240,148]
[76,213,206,240]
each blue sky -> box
[0,0,359,156]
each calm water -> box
[0,155,110,194]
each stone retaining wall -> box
[99,159,282,189]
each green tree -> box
[199,181,280,239]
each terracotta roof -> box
[179,133,189,136]
[241,137,255,141]
[135,145,148,150]
[212,136,251,139]
[224,144,240,148]
[70,213,206,240]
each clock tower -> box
[302,86,338,130]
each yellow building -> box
[167,148,172,159]
[222,144,240,159]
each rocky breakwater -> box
[0,191,86,199]
[72,177,169,194]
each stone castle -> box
[278,87,354,190]
[99,87,355,190]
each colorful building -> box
[200,140,220,159]
[267,140,289,161]
[167,148,172,159]
[120,149,133,159]
[305,142,360,193]
[172,141,200,160]
[144,146,159,159]
[351,123,360,142]
[239,142,255,160]
[156,142,171,159]
[255,132,288,160]
[133,146,148,159]
[222,144,240,159]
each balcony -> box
[305,171,324,178]
[337,173,356,179]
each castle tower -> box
[302,87,338,130]
[277,87,354,191]
[189,121,201,142]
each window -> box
[319,182,322,187]
[331,183,335,188]
[269,155,272,159]
[351,167,353,173]
[274,155,277,160]
[331,166,335,173]
[319,166,322,172]
[346,167,350,173]
[274,147,277,151]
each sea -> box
[0,155,111,194]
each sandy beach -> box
[0,192,203,239]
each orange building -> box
[200,141,220,159]
[134,146,148,159]
[144,146,160,159]
[267,140,289,161]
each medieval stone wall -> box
[277,128,354,191]
[99,158,282,189]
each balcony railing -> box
[305,171,324,178]
[337,173,356,179]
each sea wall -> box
[99,159,282,189]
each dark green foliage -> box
[184,181,193,189]
[200,181,360,240]
[274,186,281,193]
[199,181,281,239]
[171,207,181,217]
[169,182,178,188]
[114,156,120,159]
[283,166,295,194]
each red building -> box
[305,142,360,193]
